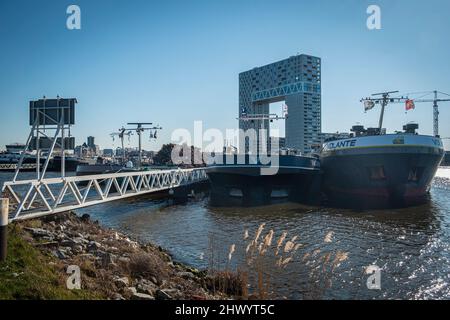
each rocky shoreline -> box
[16,211,233,300]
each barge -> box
[206,153,322,206]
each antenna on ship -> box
[361,91,399,134]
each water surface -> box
[2,169,450,299]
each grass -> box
[207,224,349,299]
[127,251,169,283]
[0,224,103,300]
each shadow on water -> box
[207,193,440,234]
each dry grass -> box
[0,224,103,299]
[3,211,223,300]
[207,224,349,300]
[126,252,169,284]
[204,270,246,297]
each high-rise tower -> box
[239,54,321,153]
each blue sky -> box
[1,0,450,151]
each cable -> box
[437,91,450,97]
[401,91,433,97]
[414,92,433,100]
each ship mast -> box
[373,91,398,132]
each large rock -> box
[118,256,131,264]
[150,276,158,285]
[59,247,73,256]
[87,241,102,252]
[131,292,155,300]
[75,237,87,244]
[98,251,116,268]
[72,245,84,254]
[55,233,66,241]
[124,287,137,296]
[155,289,180,300]
[177,271,196,281]
[52,249,67,260]
[64,220,74,227]
[112,293,125,300]
[136,279,157,295]
[113,276,129,289]
[60,237,85,248]
[34,241,59,248]
[24,227,54,238]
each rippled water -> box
[2,169,450,299]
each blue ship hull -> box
[206,154,322,206]
[320,134,444,208]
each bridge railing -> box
[1,168,207,222]
[0,163,38,171]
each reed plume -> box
[228,244,236,262]
[275,232,287,256]
[253,223,265,245]
[284,241,295,253]
[260,230,274,255]
[324,231,334,243]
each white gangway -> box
[2,168,207,222]
[1,97,208,222]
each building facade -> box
[239,54,321,154]
[87,136,95,149]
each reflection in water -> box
[1,171,450,299]
[76,180,450,300]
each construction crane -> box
[110,127,133,164]
[361,90,450,137]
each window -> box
[368,166,386,180]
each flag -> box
[364,100,375,111]
[405,99,415,111]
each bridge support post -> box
[0,198,9,262]
[172,186,189,204]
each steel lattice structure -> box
[2,168,207,222]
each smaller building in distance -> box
[74,136,100,158]
[103,149,114,157]
[87,136,95,149]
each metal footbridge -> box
[2,168,207,222]
[1,96,207,222]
